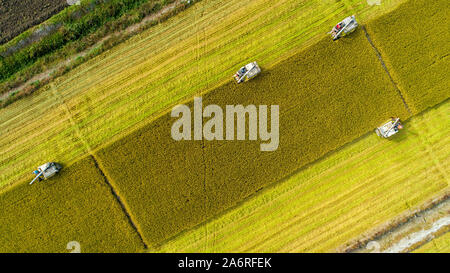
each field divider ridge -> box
[361,25,412,116]
[50,83,149,250]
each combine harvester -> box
[375,118,403,138]
[29,162,62,185]
[329,15,358,41]
[234,62,261,83]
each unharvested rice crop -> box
[96,29,410,246]
[0,157,145,253]
[155,101,449,252]
[366,0,450,114]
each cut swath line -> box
[49,83,149,249]
[91,155,149,250]
[361,25,412,115]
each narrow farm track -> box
[413,230,450,253]
[349,197,450,253]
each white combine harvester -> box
[329,15,358,41]
[375,118,403,138]
[29,162,62,185]
[234,62,261,83]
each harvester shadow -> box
[389,130,408,143]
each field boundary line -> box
[361,25,412,115]
[91,155,149,249]
[50,83,149,250]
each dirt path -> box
[385,216,449,253]
[349,197,450,253]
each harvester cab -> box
[234,62,261,83]
[29,162,62,185]
[329,15,358,41]
[375,118,403,138]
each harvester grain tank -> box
[29,162,62,185]
[234,62,261,83]
[329,15,358,41]
[375,118,403,138]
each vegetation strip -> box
[0,0,194,107]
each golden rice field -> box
[96,28,410,246]
[0,0,448,253]
[154,100,449,252]
[0,157,145,253]
[413,231,450,253]
[94,0,449,247]
[366,0,450,114]
[0,0,408,189]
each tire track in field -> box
[362,25,412,115]
[193,2,209,252]
[49,83,149,250]
[409,110,450,185]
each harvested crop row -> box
[0,157,145,253]
[96,29,410,245]
[365,0,450,114]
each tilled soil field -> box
[0,0,68,45]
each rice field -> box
[95,28,411,245]
[154,100,449,252]
[0,0,448,253]
[0,157,145,253]
[0,0,407,189]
